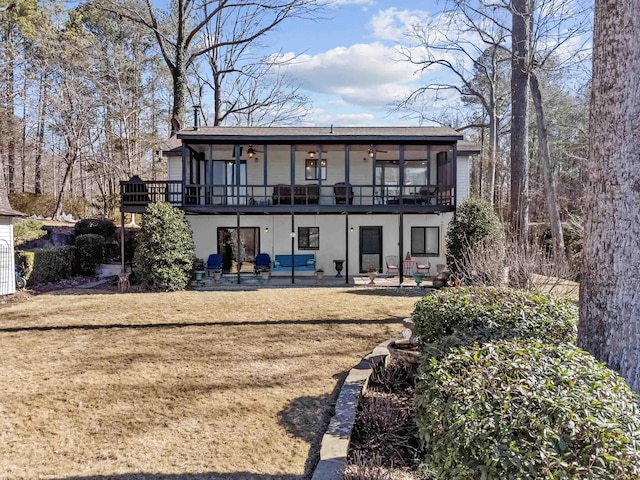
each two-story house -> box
[120,126,478,284]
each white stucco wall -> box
[0,218,15,296]
[187,212,452,277]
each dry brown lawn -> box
[0,287,421,480]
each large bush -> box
[74,217,116,241]
[15,250,35,280]
[446,197,504,281]
[412,287,577,345]
[75,234,105,275]
[416,339,640,479]
[134,202,194,291]
[25,246,76,284]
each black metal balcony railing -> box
[120,180,454,212]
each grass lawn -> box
[0,287,421,479]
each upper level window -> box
[305,159,327,180]
[298,227,319,250]
[411,226,439,256]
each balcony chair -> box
[415,257,431,275]
[206,254,223,276]
[254,253,272,274]
[385,255,400,277]
[334,182,354,205]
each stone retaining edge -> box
[311,340,391,480]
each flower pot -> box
[212,271,221,281]
[261,271,270,281]
[432,277,445,289]
[194,270,206,281]
[413,273,424,288]
[316,271,324,280]
[367,271,377,285]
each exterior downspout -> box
[344,144,350,284]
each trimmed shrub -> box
[134,202,194,291]
[75,234,105,275]
[13,219,47,247]
[15,250,35,280]
[446,197,504,280]
[416,339,640,479]
[74,217,116,241]
[27,246,76,284]
[412,286,577,346]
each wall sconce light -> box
[247,146,256,158]
[367,147,374,158]
[349,227,354,233]
[264,227,269,233]
[290,232,296,238]
[308,151,315,158]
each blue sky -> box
[267,1,443,126]
[261,0,592,128]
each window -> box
[305,158,327,180]
[298,227,320,250]
[411,227,439,256]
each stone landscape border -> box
[311,340,391,480]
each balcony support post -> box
[344,145,350,283]
[120,210,125,274]
[290,145,296,284]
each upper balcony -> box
[121,126,477,214]
[120,180,455,214]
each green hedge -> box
[74,217,116,241]
[75,233,105,275]
[25,246,77,284]
[412,287,577,346]
[416,339,640,479]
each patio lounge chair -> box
[206,254,223,276]
[254,253,271,274]
[385,255,400,277]
[334,182,354,205]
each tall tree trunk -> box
[7,61,16,194]
[510,0,532,243]
[578,0,640,394]
[530,72,565,265]
[34,72,47,194]
[53,156,75,219]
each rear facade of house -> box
[120,126,478,283]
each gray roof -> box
[177,126,463,142]
[457,140,481,155]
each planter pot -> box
[261,271,270,281]
[194,270,206,281]
[432,277,445,289]
[436,264,447,274]
[367,271,377,285]
[388,341,420,366]
[413,273,424,288]
[316,271,324,280]
[212,271,221,281]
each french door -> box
[359,226,382,273]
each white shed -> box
[0,206,25,296]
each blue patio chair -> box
[254,253,271,274]
[206,254,223,275]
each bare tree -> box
[95,0,321,136]
[578,0,640,394]
[395,5,510,207]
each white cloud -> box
[369,7,432,42]
[276,43,415,97]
